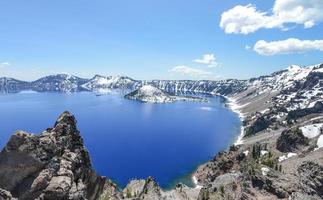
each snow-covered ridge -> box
[81,75,140,91]
[243,63,323,112]
[30,74,88,92]
[0,63,322,99]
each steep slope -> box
[145,79,247,95]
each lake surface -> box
[0,91,241,188]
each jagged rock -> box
[290,192,321,200]
[123,179,146,198]
[195,146,245,185]
[139,177,162,199]
[287,102,323,121]
[164,183,198,200]
[245,116,272,137]
[98,179,121,200]
[0,188,17,200]
[0,111,110,200]
[298,161,323,198]
[122,178,200,200]
[251,169,298,198]
[197,173,245,200]
[276,128,309,152]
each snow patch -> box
[300,123,323,139]
[243,150,249,156]
[192,176,203,189]
[278,153,297,162]
[260,150,268,156]
[261,167,270,176]
[316,135,323,149]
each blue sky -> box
[0,0,322,81]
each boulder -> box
[276,128,309,152]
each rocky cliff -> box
[0,112,119,200]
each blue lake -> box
[0,92,241,188]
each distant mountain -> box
[147,79,247,95]
[81,75,140,91]
[0,63,322,108]
[31,74,89,92]
[0,77,30,93]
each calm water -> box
[0,91,241,188]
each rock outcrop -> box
[195,145,246,185]
[287,102,323,121]
[298,161,323,198]
[276,128,309,152]
[0,111,112,200]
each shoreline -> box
[191,175,203,189]
[190,94,246,188]
[224,96,246,146]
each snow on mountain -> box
[273,64,323,111]
[31,74,89,92]
[82,75,140,91]
[0,77,30,93]
[0,62,322,109]
[248,64,314,94]
[238,63,323,113]
[145,79,247,96]
[125,85,176,103]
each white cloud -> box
[170,65,212,78]
[245,45,251,50]
[194,54,218,68]
[220,0,323,34]
[0,62,10,68]
[253,38,323,55]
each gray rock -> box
[276,128,309,152]
[0,188,17,200]
[298,161,323,198]
[0,111,111,200]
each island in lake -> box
[125,85,207,103]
